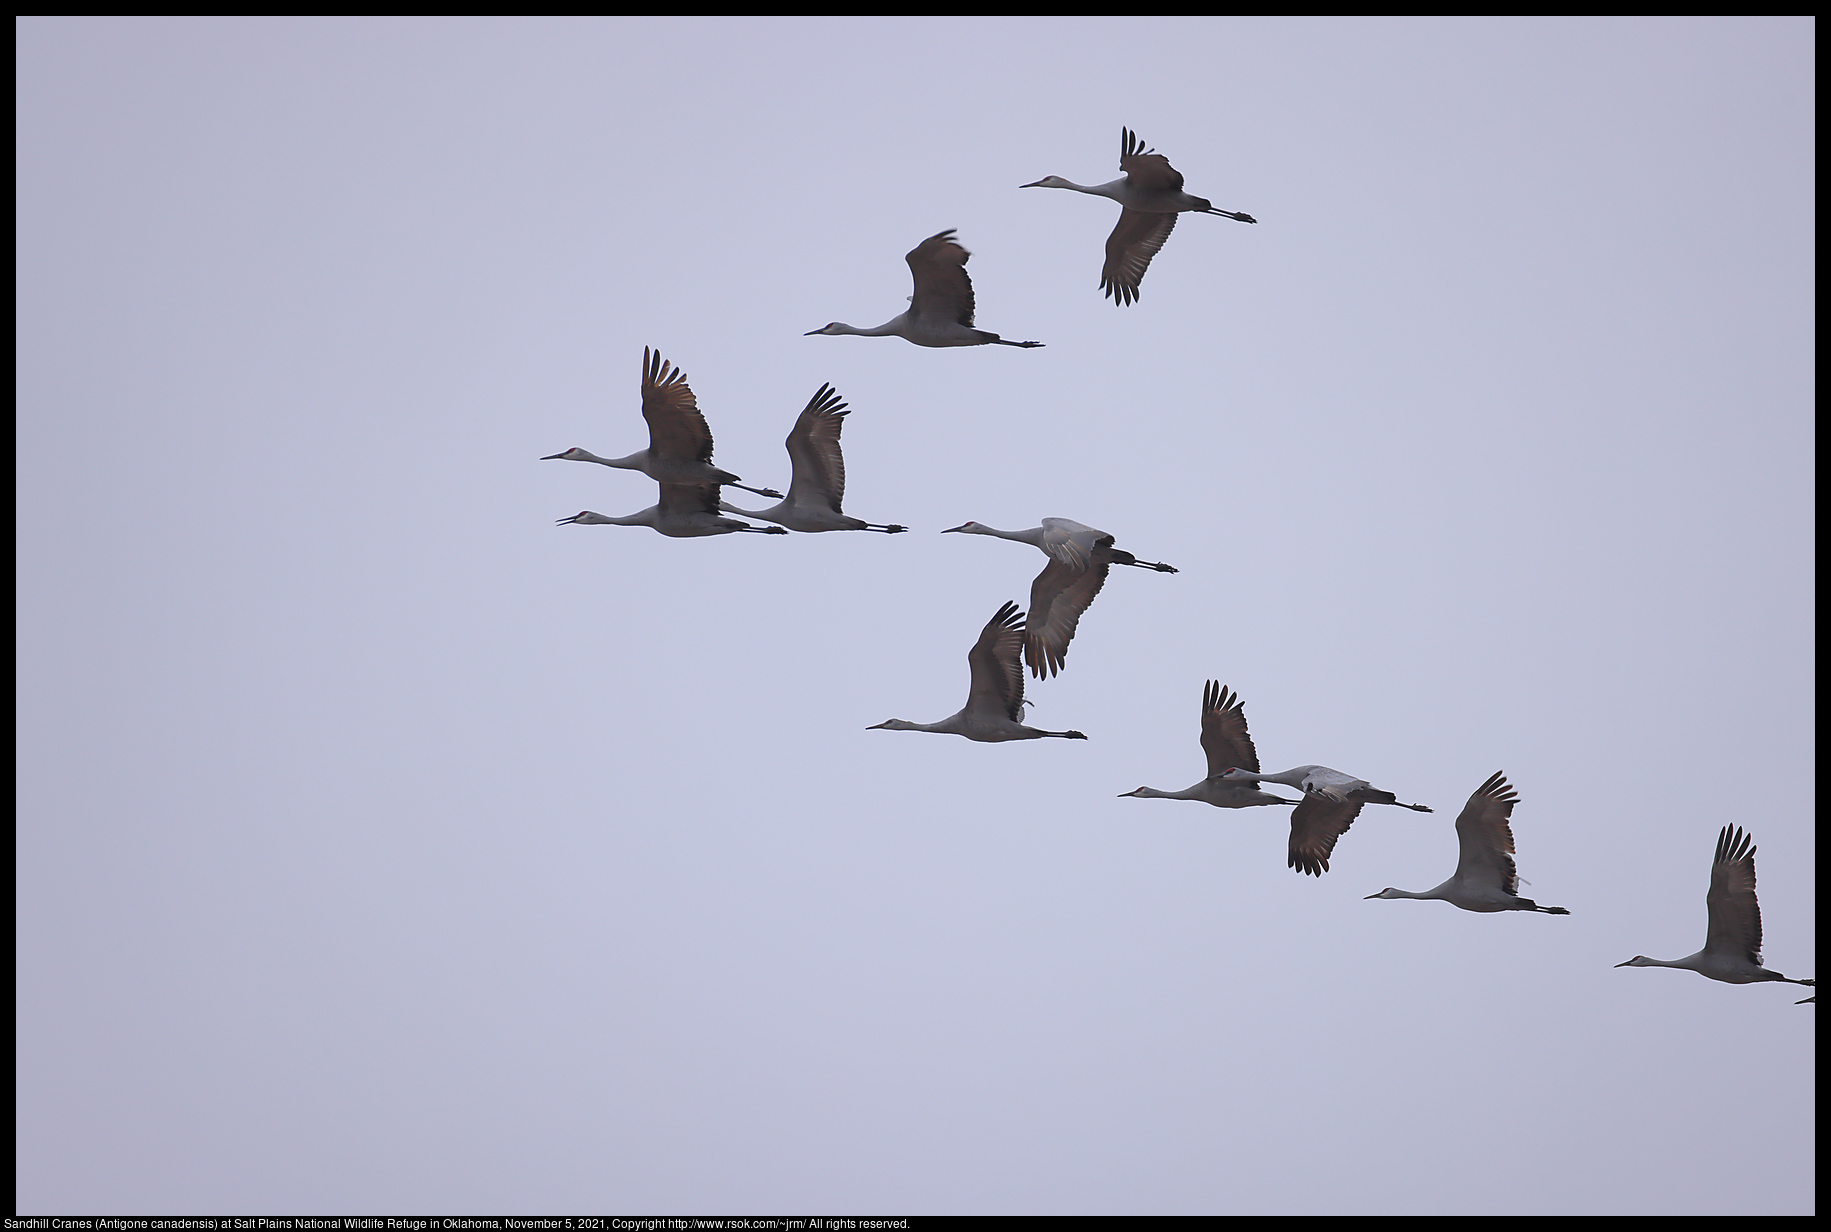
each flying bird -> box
[1119,682,1393,875]
[866,602,1087,742]
[1363,772,1570,913]
[717,383,907,533]
[1217,763,1432,877]
[541,347,783,499]
[1616,825,1814,988]
[806,230,1044,348]
[942,518,1176,678]
[1119,682,1300,808]
[1022,128,1257,306]
[556,482,786,538]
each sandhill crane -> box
[1215,762,1431,876]
[1120,683,1369,870]
[1364,772,1569,913]
[557,482,786,538]
[717,383,907,533]
[1120,682,1299,808]
[1616,826,1814,988]
[805,230,1044,348]
[1023,128,1257,306]
[867,602,1087,742]
[541,348,783,499]
[1219,764,1430,811]
[942,518,1176,678]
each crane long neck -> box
[1154,783,1216,800]
[597,508,660,527]
[1056,178,1126,199]
[566,449,645,470]
[871,718,950,734]
[838,319,907,338]
[971,524,1047,548]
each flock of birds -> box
[544,129,1812,1001]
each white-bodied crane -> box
[942,518,1176,678]
[806,230,1044,348]
[867,602,1087,743]
[541,348,783,499]
[1364,772,1569,913]
[717,383,907,533]
[1616,826,1814,988]
[557,482,786,538]
[1023,128,1257,306]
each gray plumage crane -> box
[541,347,783,499]
[1120,682,1300,806]
[556,483,785,538]
[1616,826,1813,988]
[806,230,1044,348]
[717,383,907,533]
[1023,128,1257,305]
[1216,763,1431,877]
[867,602,1087,742]
[1116,682,1412,876]
[942,518,1176,679]
[1363,772,1569,913]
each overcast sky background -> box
[17,16,1813,1216]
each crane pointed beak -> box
[1019,179,1046,188]
[539,452,568,460]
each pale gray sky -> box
[17,16,1813,1215]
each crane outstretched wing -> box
[1289,796,1365,877]
[1452,771,1522,895]
[784,384,850,512]
[1119,128,1185,192]
[967,602,1028,722]
[1102,209,1177,306]
[1199,682,1262,778]
[906,230,976,327]
[641,347,716,465]
[1023,551,1112,679]
[1705,825,1764,966]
